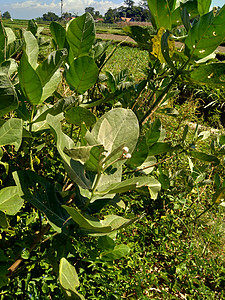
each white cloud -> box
[3,0,124,19]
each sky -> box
[0,0,224,20]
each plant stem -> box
[7,224,51,276]
[140,72,180,126]
[83,171,102,211]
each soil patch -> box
[96,33,225,53]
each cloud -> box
[3,0,123,19]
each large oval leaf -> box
[185,6,225,60]
[0,118,23,151]
[190,63,225,87]
[23,31,39,69]
[66,12,95,58]
[59,258,84,300]
[18,54,42,105]
[66,56,98,94]
[0,186,23,215]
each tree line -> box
[1,0,151,23]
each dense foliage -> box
[0,0,225,299]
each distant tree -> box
[62,12,72,19]
[124,0,135,8]
[2,11,11,19]
[43,12,59,21]
[85,7,95,16]
[104,8,117,23]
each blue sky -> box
[1,0,224,20]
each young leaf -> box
[36,49,67,86]
[0,186,23,215]
[65,106,96,127]
[23,31,39,69]
[5,27,16,45]
[18,54,42,105]
[50,21,66,49]
[40,69,61,102]
[0,118,23,151]
[185,6,225,60]
[100,244,130,261]
[66,12,95,58]
[59,258,85,300]
[66,56,98,94]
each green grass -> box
[103,45,149,82]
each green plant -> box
[0,1,225,298]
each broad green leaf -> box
[13,170,71,231]
[147,0,176,29]
[59,258,85,300]
[197,0,211,16]
[66,56,98,94]
[23,31,39,69]
[180,7,191,32]
[36,49,67,86]
[0,186,23,215]
[5,27,16,45]
[148,142,175,156]
[64,144,104,172]
[171,0,199,27]
[0,21,6,51]
[98,235,115,250]
[100,244,130,261]
[50,21,66,49]
[40,69,61,102]
[185,6,225,60]
[138,155,157,174]
[66,13,95,57]
[65,106,96,127]
[63,206,139,234]
[146,118,166,146]
[62,206,112,232]
[18,54,42,105]
[0,66,18,117]
[91,108,139,188]
[0,211,8,228]
[91,108,139,154]
[46,114,92,190]
[28,19,38,36]
[190,63,225,87]
[189,150,220,165]
[123,26,153,50]
[96,176,161,199]
[0,118,23,151]
[127,137,148,168]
